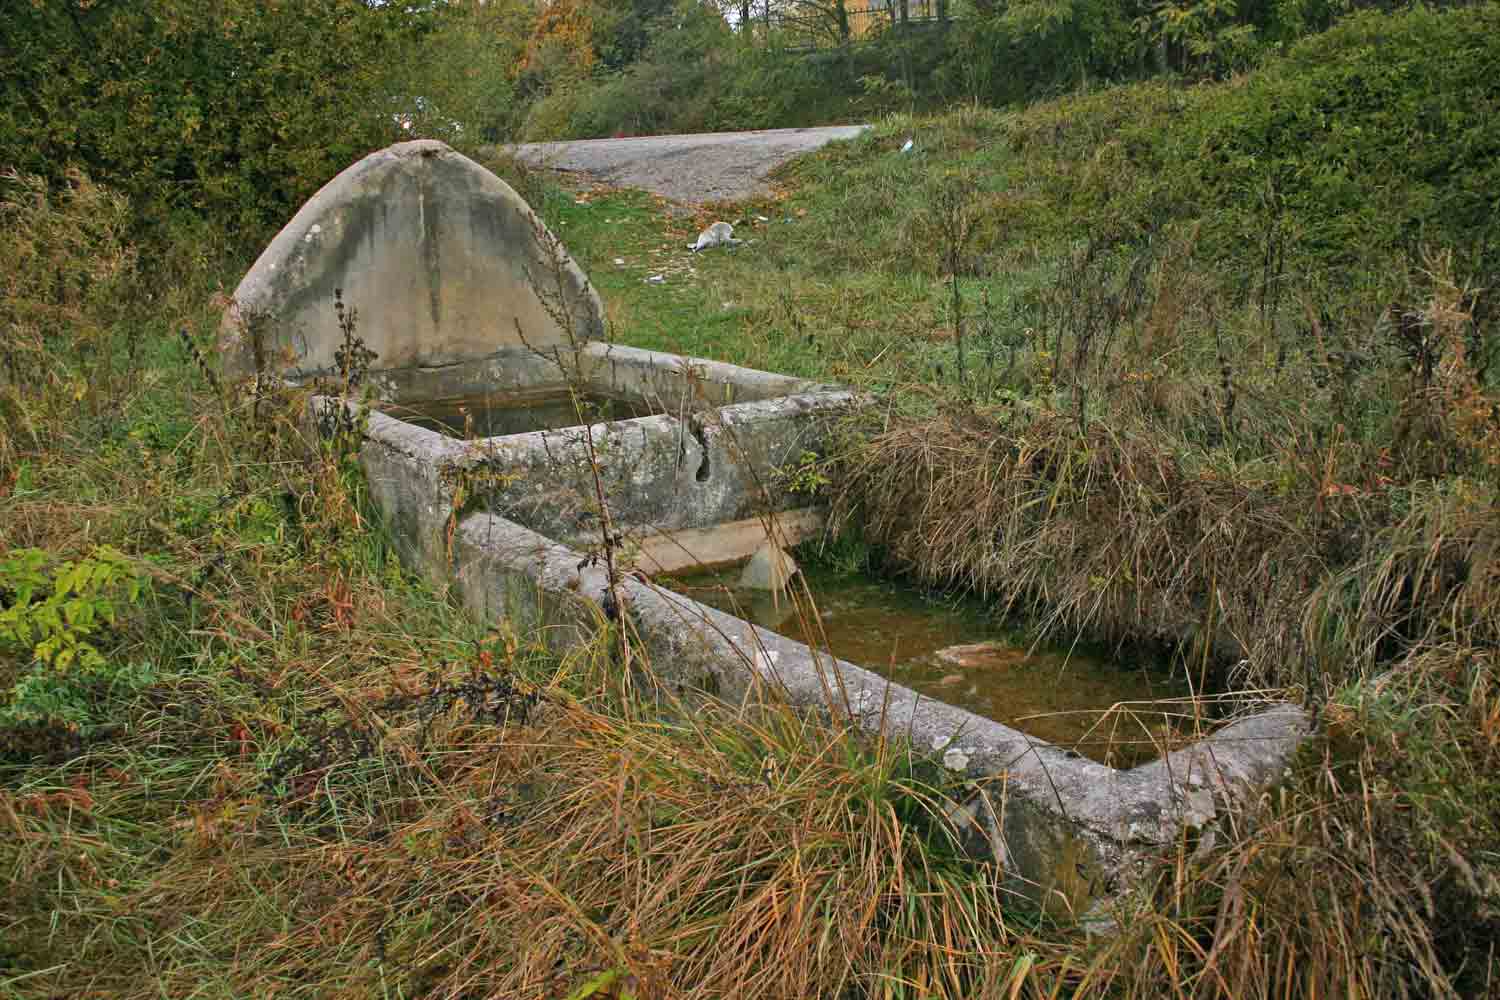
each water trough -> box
[220,139,1310,917]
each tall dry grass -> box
[0,168,137,472]
[4,159,1497,999]
[821,246,1500,995]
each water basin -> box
[379,390,662,438]
[243,139,1312,905]
[668,563,1204,767]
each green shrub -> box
[996,5,1500,298]
[522,20,935,140]
[0,547,148,676]
[1176,4,1500,286]
[0,1,419,242]
[0,546,155,739]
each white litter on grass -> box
[900,137,915,154]
[613,257,625,265]
[755,215,770,223]
[646,274,665,284]
[689,221,742,252]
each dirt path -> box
[507,125,870,205]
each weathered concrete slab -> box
[629,510,825,576]
[219,140,603,381]
[449,512,1311,912]
[309,341,851,588]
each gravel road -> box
[508,125,870,205]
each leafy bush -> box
[939,0,1145,105]
[522,17,939,140]
[0,1,422,241]
[1,545,153,737]
[0,547,147,674]
[1173,4,1500,287]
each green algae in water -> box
[671,563,1203,768]
[380,390,661,438]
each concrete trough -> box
[455,512,1307,917]
[232,139,1310,919]
[334,341,853,587]
[334,376,1308,916]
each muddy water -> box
[671,564,1202,767]
[380,390,661,438]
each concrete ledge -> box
[624,509,826,575]
[449,512,1311,912]
[577,341,833,405]
[320,352,855,582]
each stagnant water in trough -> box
[669,563,1205,767]
[380,390,662,438]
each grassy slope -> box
[497,6,1500,991]
[4,6,1499,998]
[507,6,1500,686]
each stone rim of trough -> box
[323,386,1310,854]
[444,509,1312,909]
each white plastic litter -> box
[689,221,742,252]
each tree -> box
[407,0,531,141]
[0,0,424,240]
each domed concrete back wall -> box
[219,140,603,384]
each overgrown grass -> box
[0,358,1022,995]
[6,8,1500,995]
[0,165,1020,1000]
[484,8,1500,993]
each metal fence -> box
[848,0,940,37]
[747,0,947,49]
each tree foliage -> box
[0,0,423,240]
